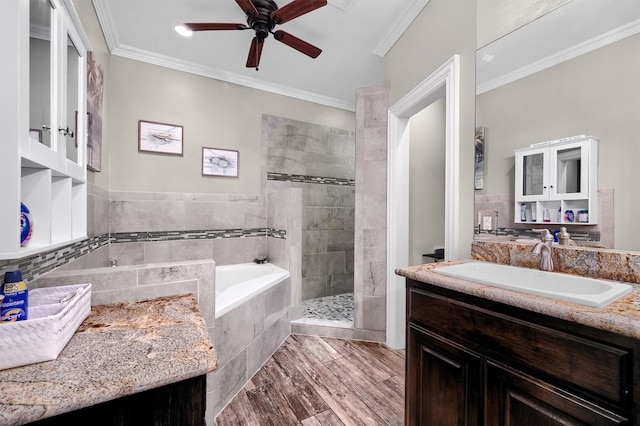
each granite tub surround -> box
[472,240,640,284]
[0,294,217,426]
[396,261,640,341]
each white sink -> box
[433,261,633,308]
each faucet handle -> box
[531,228,553,243]
[557,227,576,246]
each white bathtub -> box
[215,262,290,318]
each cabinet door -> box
[406,324,482,426]
[549,141,590,200]
[486,361,629,426]
[515,147,549,202]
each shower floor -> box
[301,292,354,322]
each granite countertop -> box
[0,293,218,426]
[396,260,640,341]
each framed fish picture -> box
[138,120,183,155]
[202,147,239,178]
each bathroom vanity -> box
[0,294,218,426]
[397,262,640,425]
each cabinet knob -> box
[58,126,74,138]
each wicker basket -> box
[0,283,92,370]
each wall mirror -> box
[475,0,640,251]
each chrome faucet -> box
[532,229,554,272]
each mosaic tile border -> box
[0,235,110,284]
[268,172,355,186]
[109,228,287,243]
[476,227,600,242]
[0,228,287,285]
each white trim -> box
[91,0,118,52]
[386,55,460,349]
[109,44,355,112]
[373,0,431,57]
[477,19,640,95]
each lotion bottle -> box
[1,271,28,323]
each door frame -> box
[386,55,461,349]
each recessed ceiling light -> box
[482,53,494,63]
[329,0,353,10]
[174,24,193,37]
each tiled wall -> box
[208,277,291,419]
[266,188,302,319]
[354,85,389,335]
[263,114,355,302]
[474,188,614,247]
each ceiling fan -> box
[179,0,327,70]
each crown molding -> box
[372,0,430,57]
[477,19,640,95]
[111,44,356,111]
[91,0,119,53]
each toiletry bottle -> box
[543,208,550,222]
[1,271,28,323]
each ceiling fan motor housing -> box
[246,0,278,39]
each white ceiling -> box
[92,0,430,111]
[477,0,640,94]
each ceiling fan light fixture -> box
[174,24,193,37]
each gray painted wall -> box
[409,98,446,266]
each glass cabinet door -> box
[522,152,545,196]
[552,144,586,198]
[65,33,80,163]
[516,147,549,201]
[29,0,53,147]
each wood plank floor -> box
[215,334,406,426]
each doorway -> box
[387,55,461,349]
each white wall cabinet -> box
[514,136,598,226]
[0,0,90,260]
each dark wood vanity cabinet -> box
[406,279,639,425]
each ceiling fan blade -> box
[235,0,259,17]
[246,37,265,69]
[184,23,249,31]
[274,30,322,58]
[271,0,327,24]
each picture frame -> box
[475,126,486,190]
[202,147,239,177]
[138,120,184,155]
[87,51,104,171]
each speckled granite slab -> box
[472,240,640,284]
[0,294,218,426]
[396,261,640,341]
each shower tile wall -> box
[354,85,389,334]
[263,114,355,301]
